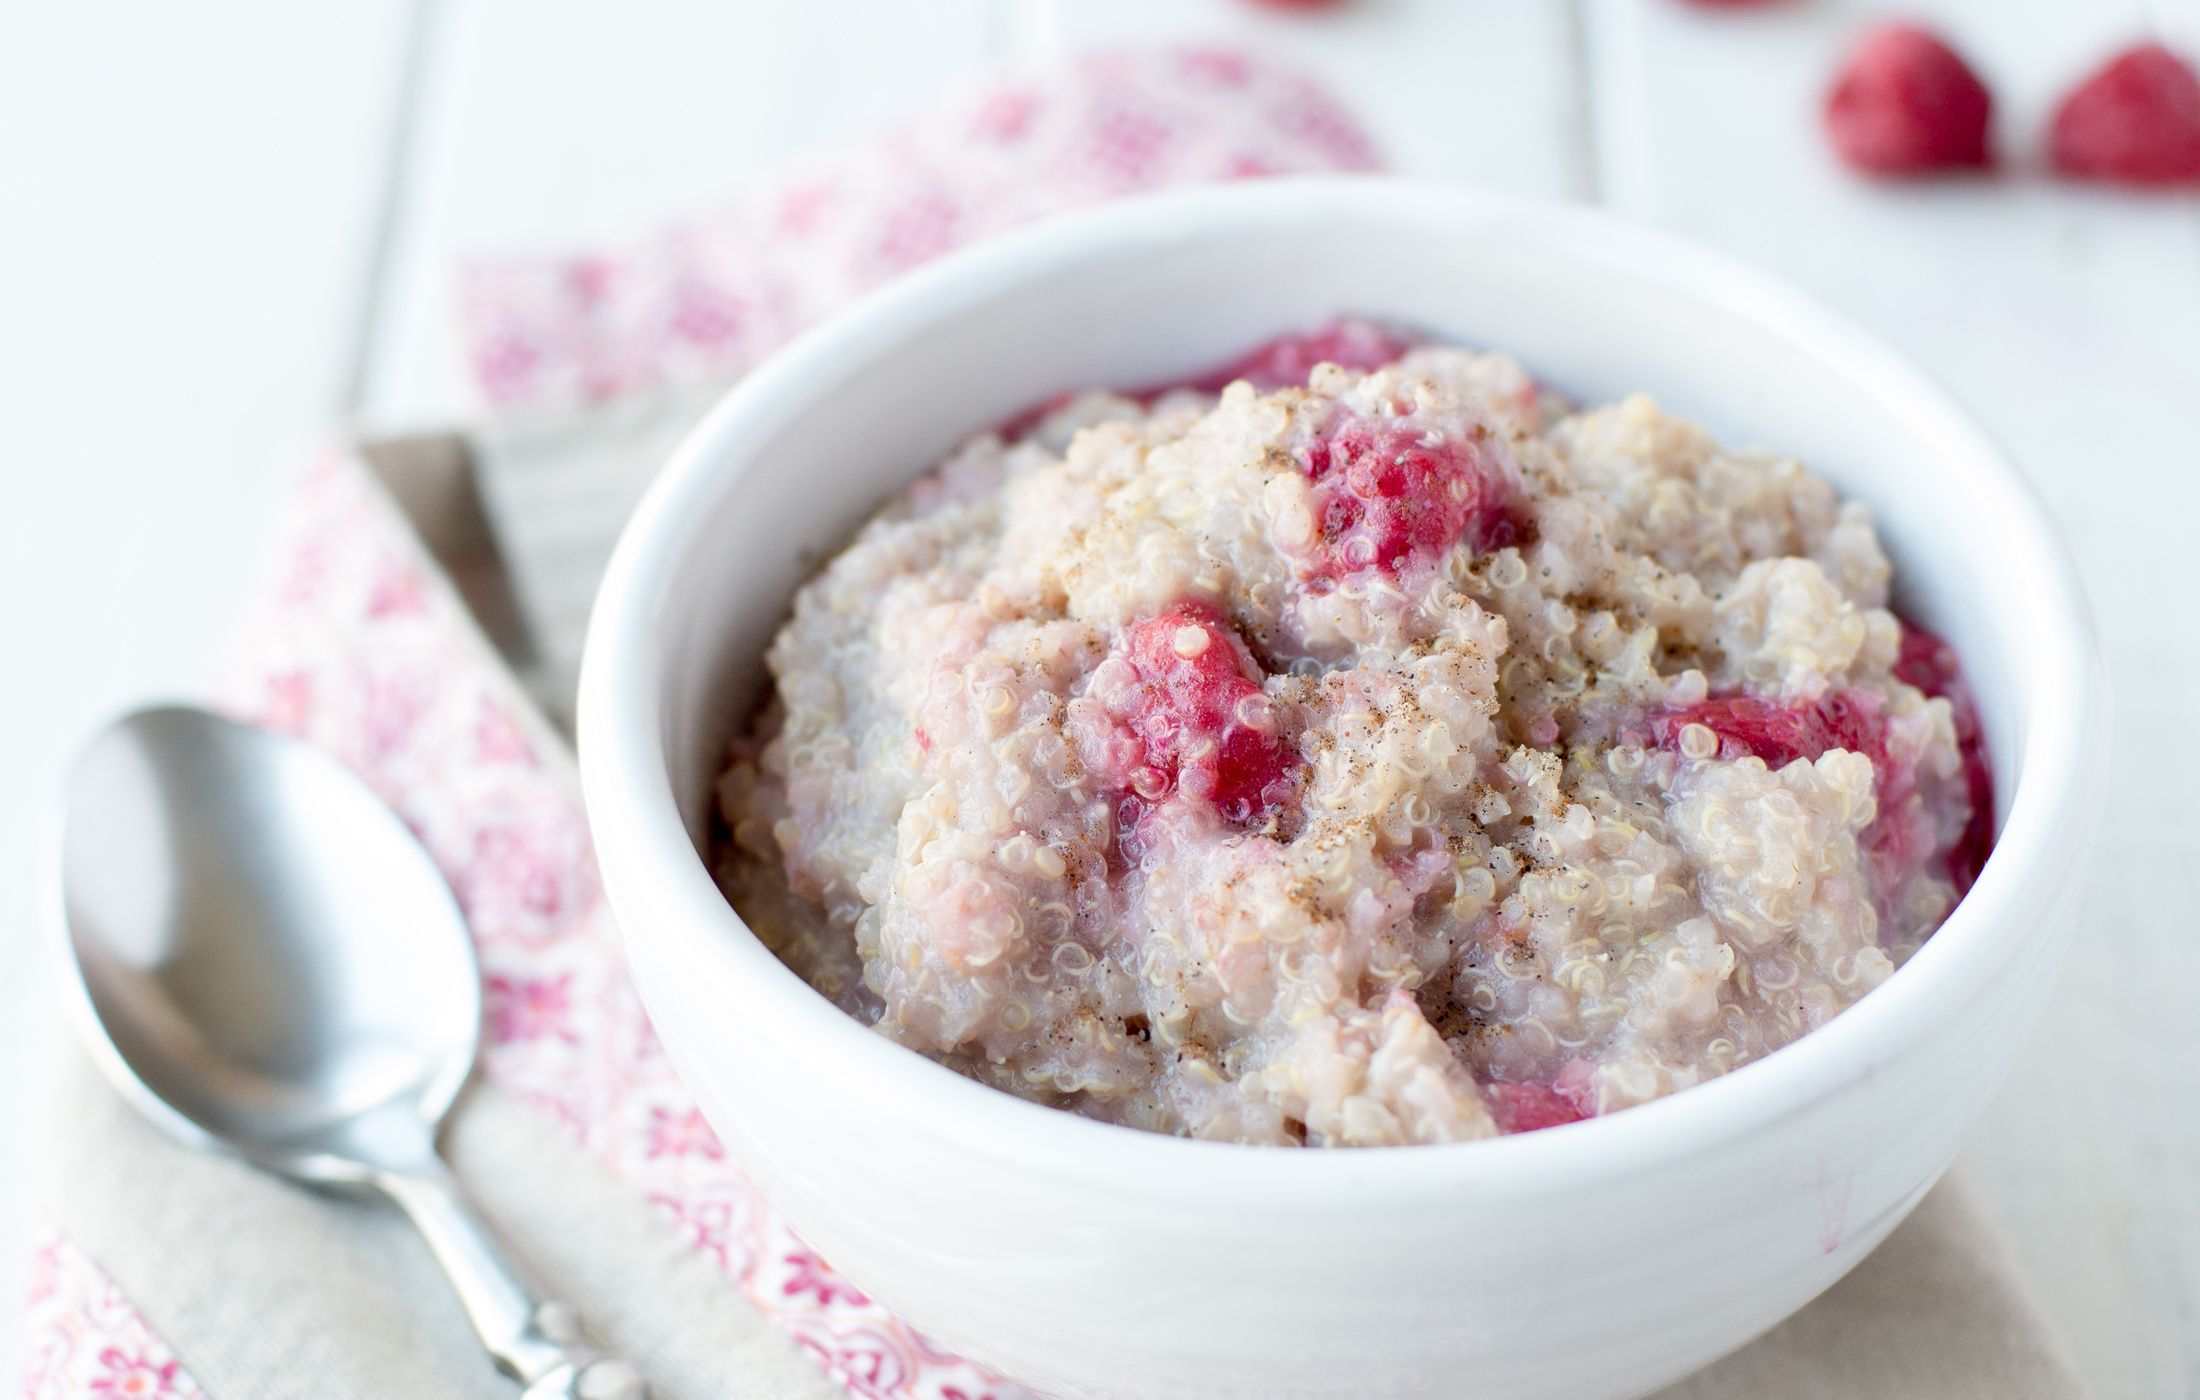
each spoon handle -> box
[379,1160,646,1399]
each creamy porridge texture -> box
[714,322,1992,1146]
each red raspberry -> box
[1486,1081,1590,1134]
[1297,411,1519,583]
[1006,320,1418,442]
[1196,319,1418,393]
[1823,23,1994,176]
[1655,691,1897,855]
[1652,681,1991,897]
[1651,690,1886,770]
[1891,617,1960,695]
[1113,601,1299,833]
[1891,621,1995,890]
[2049,43,2200,187]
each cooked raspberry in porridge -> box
[714,321,1992,1147]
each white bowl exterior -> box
[580,180,2105,1400]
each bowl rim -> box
[578,175,2102,1203]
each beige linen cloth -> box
[32,388,2089,1400]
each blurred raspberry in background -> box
[2049,43,2200,187]
[1823,23,1994,176]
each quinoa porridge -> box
[713,321,1993,1147]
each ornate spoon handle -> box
[379,1159,646,1399]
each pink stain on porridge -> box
[713,320,1993,1147]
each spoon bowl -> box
[60,705,477,1180]
[56,705,642,1399]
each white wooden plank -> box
[1014,0,1590,197]
[359,0,1002,428]
[1581,2,2200,1395]
[0,0,419,1379]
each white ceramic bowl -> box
[578,178,2105,1400]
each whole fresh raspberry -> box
[1823,23,1994,176]
[2049,43,2200,187]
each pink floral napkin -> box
[22,49,1380,1400]
[461,48,1377,417]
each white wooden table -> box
[5,1,2196,1394]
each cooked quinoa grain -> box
[714,322,1992,1147]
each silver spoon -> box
[54,704,645,1400]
